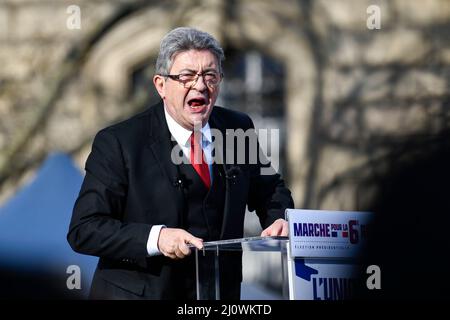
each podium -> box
[194,236,289,300]
[194,209,374,300]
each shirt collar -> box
[163,106,212,147]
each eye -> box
[178,73,196,81]
[204,72,218,81]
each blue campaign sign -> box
[0,152,97,298]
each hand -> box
[158,228,204,259]
[260,218,289,237]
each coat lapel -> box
[147,102,185,226]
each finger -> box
[179,242,191,256]
[188,236,204,250]
[275,222,285,235]
[174,248,185,259]
[260,227,271,237]
[272,219,288,236]
[281,221,289,236]
[163,251,178,260]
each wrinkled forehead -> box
[170,49,220,72]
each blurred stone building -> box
[0,0,449,296]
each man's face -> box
[153,49,221,130]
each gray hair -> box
[155,27,225,75]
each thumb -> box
[188,236,204,250]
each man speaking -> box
[67,27,294,299]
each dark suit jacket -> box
[67,101,294,299]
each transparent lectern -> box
[194,236,289,300]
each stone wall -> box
[0,0,449,221]
[0,0,124,202]
[305,0,450,210]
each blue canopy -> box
[0,152,98,298]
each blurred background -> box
[0,0,449,299]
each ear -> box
[153,75,165,99]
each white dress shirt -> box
[146,106,213,256]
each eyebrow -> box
[178,67,218,73]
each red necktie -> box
[190,132,211,189]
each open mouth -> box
[187,97,207,110]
